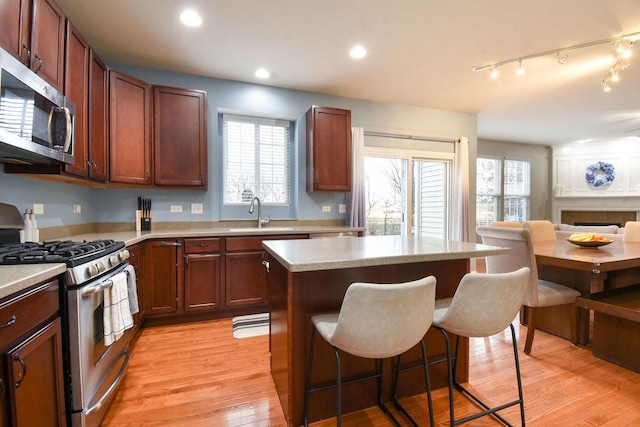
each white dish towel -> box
[103,271,134,346]
[124,264,139,315]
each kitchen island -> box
[262,235,508,426]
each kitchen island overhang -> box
[263,235,509,426]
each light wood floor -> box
[102,316,640,427]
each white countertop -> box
[0,263,66,300]
[262,235,509,272]
[0,225,363,300]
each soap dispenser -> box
[23,209,32,242]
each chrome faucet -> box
[249,197,270,228]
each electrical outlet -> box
[339,204,346,213]
[33,203,44,214]
[191,203,203,214]
[73,204,82,214]
[322,205,331,213]
[170,205,183,213]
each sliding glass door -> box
[364,152,452,237]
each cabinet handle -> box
[33,53,43,73]
[145,171,150,183]
[160,241,182,247]
[195,243,209,247]
[262,260,270,272]
[200,174,204,185]
[21,44,31,64]
[184,255,189,270]
[13,353,26,388]
[0,315,16,329]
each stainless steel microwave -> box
[0,47,75,164]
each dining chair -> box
[522,220,557,242]
[476,226,581,355]
[623,221,640,242]
[489,221,523,228]
[432,268,530,426]
[303,276,437,427]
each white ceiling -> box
[56,0,640,145]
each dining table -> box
[533,237,640,345]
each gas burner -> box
[0,239,124,267]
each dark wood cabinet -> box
[184,238,222,312]
[225,235,306,309]
[0,0,65,91]
[109,70,152,185]
[154,86,207,187]
[0,279,65,426]
[87,50,109,181]
[63,22,89,178]
[144,239,182,316]
[306,106,352,192]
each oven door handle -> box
[81,279,113,297]
[85,347,130,416]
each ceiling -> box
[56,0,640,146]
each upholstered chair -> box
[489,221,523,228]
[623,221,640,242]
[476,226,580,355]
[303,276,437,427]
[432,268,530,426]
[522,220,557,242]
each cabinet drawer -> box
[226,235,306,252]
[184,238,221,253]
[0,279,59,349]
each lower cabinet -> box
[142,234,307,323]
[144,239,182,317]
[0,279,65,426]
[128,243,145,325]
[225,235,307,309]
[184,238,222,312]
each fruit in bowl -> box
[567,233,613,247]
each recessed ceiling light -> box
[255,68,270,79]
[349,45,367,59]
[180,9,202,27]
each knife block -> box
[136,210,152,231]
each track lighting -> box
[473,30,640,92]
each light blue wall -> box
[0,65,477,228]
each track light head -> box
[557,52,568,64]
[516,60,525,76]
[490,67,499,79]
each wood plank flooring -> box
[102,316,640,426]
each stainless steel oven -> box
[67,260,135,427]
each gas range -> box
[0,239,129,286]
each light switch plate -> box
[73,204,82,214]
[33,203,44,214]
[191,203,203,214]
[322,205,331,212]
[170,205,183,213]
[339,204,346,213]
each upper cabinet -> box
[306,106,352,192]
[109,70,152,186]
[63,22,89,178]
[87,50,109,181]
[153,86,208,188]
[0,0,65,91]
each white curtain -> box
[453,136,470,241]
[346,127,365,227]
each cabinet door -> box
[109,70,152,185]
[0,0,31,62]
[306,106,352,192]
[87,50,108,181]
[225,251,267,308]
[184,254,220,312]
[153,86,207,187]
[30,0,65,91]
[144,240,179,316]
[7,318,65,427]
[63,21,89,178]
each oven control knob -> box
[97,262,106,273]
[119,249,130,261]
[109,255,119,266]
[87,264,98,277]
